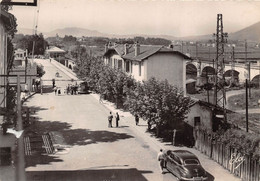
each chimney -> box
[134,42,140,56]
[124,43,129,55]
[105,43,108,52]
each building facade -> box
[103,43,191,93]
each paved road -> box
[22,59,242,181]
[23,59,176,181]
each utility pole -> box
[181,41,183,53]
[246,79,249,132]
[16,75,26,181]
[231,46,235,85]
[245,40,251,98]
[213,14,228,121]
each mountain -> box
[229,21,260,42]
[44,27,109,37]
[181,21,260,42]
[17,21,260,42]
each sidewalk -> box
[92,93,241,181]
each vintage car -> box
[164,150,208,181]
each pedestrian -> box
[135,114,139,126]
[99,94,103,103]
[53,86,57,95]
[58,88,61,95]
[157,149,166,174]
[52,79,55,88]
[108,112,113,128]
[115,112,120,127]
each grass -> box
[228,89,260,110]
[227,113,260,134]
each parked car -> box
[164,150,208,181]
[77,81,89,94]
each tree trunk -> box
[156,124,160,137]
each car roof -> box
[171,150,199,160]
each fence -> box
[195,129,260,181]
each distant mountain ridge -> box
[17,21,260,42]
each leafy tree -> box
[63,35,77,42]
[124,78,191,135]
[37,64,45,77]
[15,33,48,55]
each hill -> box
[17,21,260,42]
[229,21,260,42]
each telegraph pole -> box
[213,14,228,121]
[231,46,235,85]
[245,40,251,98]
[16,75,26,181]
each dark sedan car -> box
[164,150,208,181]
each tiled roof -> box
[104,44,191,61]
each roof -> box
[104,44,191,61]
[0,10,16,32]
[46,46,66,53]
[172,150,198,160]
[189,97,233,113]
[15,49,26,53]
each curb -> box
[21,92,36,104]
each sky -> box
[8,0,260,37]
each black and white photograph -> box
[0,0,260,181]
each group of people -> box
[108,112,120,128]
[65,84,78,95]
[53,84,79,96]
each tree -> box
[124,77,191,136]
[37,64,45,77]
[15,33,48,55]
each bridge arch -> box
[186,63,197,80]
[251,74,260,88]
[201,66,215,84]
[224,69,240,85]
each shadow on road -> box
[24,120,133,167]
[26,168,152,181]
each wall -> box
[131,60,144,82]
[145,52,185,90]
[184,103,212,130]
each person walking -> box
[99,94,103,103]
[108,112,113,128]
[157,149,166,174]
[53,86,57,95]
[135,114,139,126]
[115,112,120,127]
[52,79,55,88]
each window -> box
[118,60,122,70]
[194,117,201,127]
[171,154,181,165]
[126,61,130,72]
[139,62,142,76]
[109,58,112,66]
[184,159,199,165]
